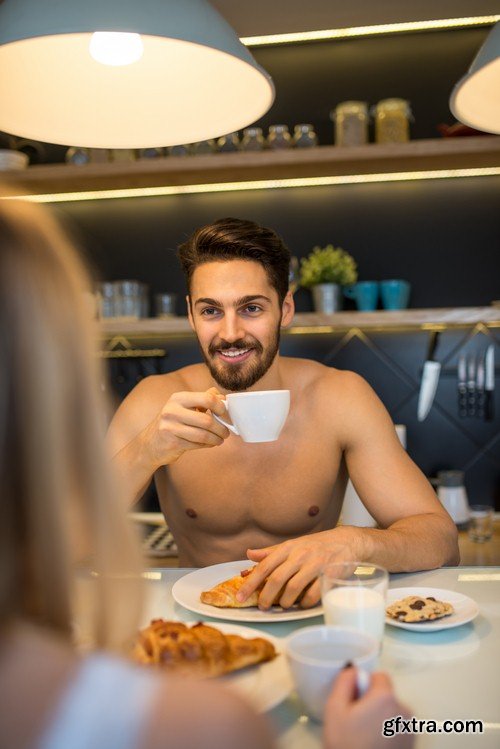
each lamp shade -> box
[450,21,500,134]
[0,0,274,148]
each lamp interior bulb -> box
[89,32,144,66]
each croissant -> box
[200,568,262,608]
[201,566,313,609]
[132,618,276,677]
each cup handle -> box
[356,668,371,697]
[343,284,356,299]
[212,401,239,436]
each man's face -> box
[188,260,293,391]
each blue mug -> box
[380,279,411,310]
[343,281,379,311]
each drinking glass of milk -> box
[321,562,389,645]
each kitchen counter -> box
[88,565,499,748]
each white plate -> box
[137,618,292,712]
[385,587,479,632]
[185,621,292,712]
[172,560,323,623]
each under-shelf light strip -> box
[241,15,500,47]
[15,167,500,204]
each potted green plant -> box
[300,244,358,312]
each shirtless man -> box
[108,217,459,608]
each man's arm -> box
[107,376,230,506]
[238,371,459,609]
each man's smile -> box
[216,347,254,363]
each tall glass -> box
[321,562,388,645]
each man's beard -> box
[200,324,281,392]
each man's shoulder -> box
[132,363,208,399]
[284,357,369,395]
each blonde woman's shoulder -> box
[140,676,275,749]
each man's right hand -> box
[143,387,231,467]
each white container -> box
[437,470,470,526]
[341,424,406,527]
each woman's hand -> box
[324,668,414,749]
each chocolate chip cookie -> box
[386,595,454,623]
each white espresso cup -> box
[213,389,290,443]
[286,625,377,721]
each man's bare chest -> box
[158,429,346,537]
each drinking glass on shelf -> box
[113,280,142,320]
[321,562,389,645]
[289,256,300,294]
[97,282,117,319]
[139,283,150,318]
[468,505,494,543]
[155,293,177,318]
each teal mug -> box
[380,279,411,310]
[343,281,379,311]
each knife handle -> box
[458,384,467,419]
[476,389,485,420]
[467,384,476,417]
[485,391,494,422]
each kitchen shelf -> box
[5,137,500,197]
[100,307,500,343]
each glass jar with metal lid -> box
[217,132,240,153]
[373,98,412,143]
[331,101,369,147]
[293,124,318,148]
[267,124,292,149]
[241,127,265,151]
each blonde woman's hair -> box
[0,197,142,650]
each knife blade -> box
[417,331,441,422]
[485,344,495,422]
[467,354,476,417]
[458,354,467,418]
[476,357,485,420]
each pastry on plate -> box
[132,618,276,677]
[386,595,454,623]
[200,567,312,609]
[200,567,262,608]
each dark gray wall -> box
[58,175,500,313]
[53,26,500,313]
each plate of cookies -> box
[385,587,479,631]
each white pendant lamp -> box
[450,21,500,134]
[0,0,274,148]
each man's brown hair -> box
[178,217,291,304]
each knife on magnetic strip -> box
[417,331,441,422]
[485,344,495,422]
